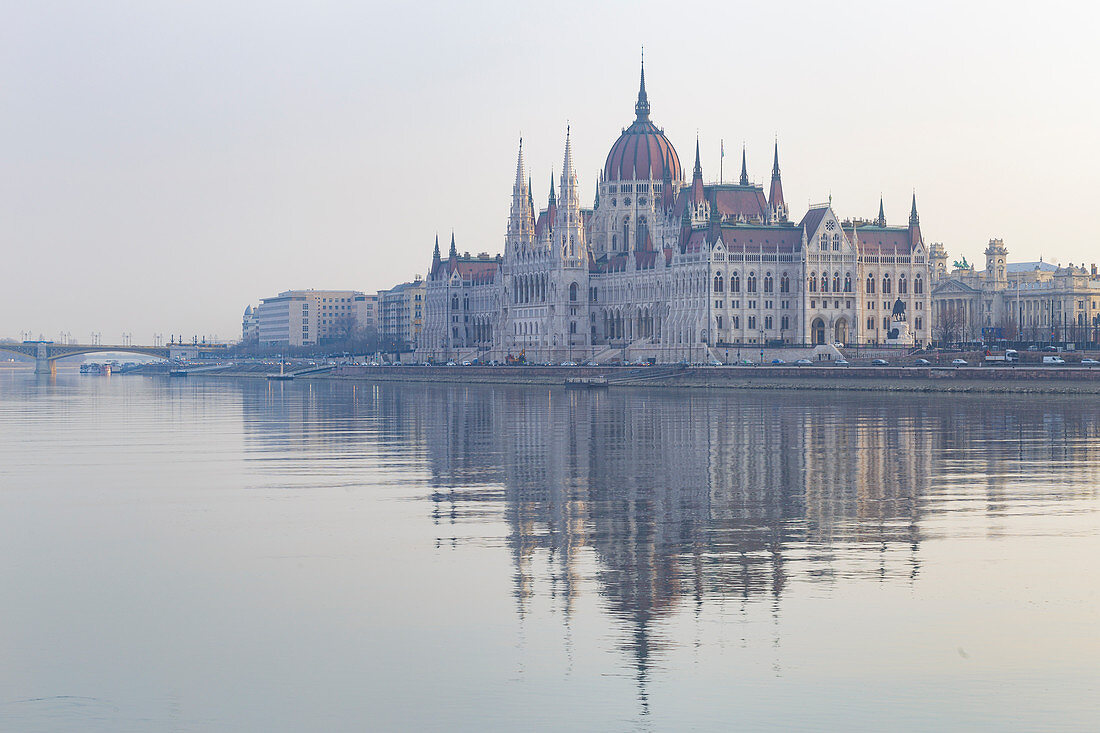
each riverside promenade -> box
[306,363,1100,394]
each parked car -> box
[952,359,968,366]
[795,358,813,366]
[834,359,850,366]
[585,361,598,366]
[871,359,889,366]
[461,361,472,366]
[709,359,723,366]
[1042,345,1058,352]
[771,359,786,365]
[1081,358,1099,366]
[914,358,931,366]
[560,361,577,366]
[737,359,755,366]
[1026,345,1040,351]
[446,361,456,366]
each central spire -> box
[635,49,650,120]
[739,144,749,186]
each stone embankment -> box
[304,364,1100,394]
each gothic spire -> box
[877,196,886,227]
[513,137,526,192]
[909,192,919,225]
[528,176,534,212]
[594,177,600,208]
[548,171,556,207]
[739,144,749,186]
[768,138,787,222]
[448,231,457,259]
[635,49,650,120]
[693,135,702,179]
[432,234,441,262]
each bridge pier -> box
[35,356,56,376]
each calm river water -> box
[0,372,1097,731]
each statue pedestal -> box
[886,320,914,346]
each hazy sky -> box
[3,0,1098,343]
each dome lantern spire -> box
[635,48,650,120]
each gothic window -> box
[733,316,740,329]
[867,317,875,330]
[451,296,459,310]
[832,272,840,292]
[764,273,774,292]
[809,273,817,292]
[716,315,723,330]
[781,315,789,330]
[780,273,790,293]
[569,282,578,302]
[747,273,757,293]
[883,317,890,330]
[821,274,829,293]
[637,217,648,250]
[713,273,724,293]
[915,317,923,330]
[622,219,630,249]
[764,315,773,329]
[820,235,828,251]
[731,273,740,292]
[866,274,875,294]
[748,315,756,329]
[611,234,617,251]
[844,273,852,292]
[914,275,923,294]
[883,274,892,294]
[833,234,841,251]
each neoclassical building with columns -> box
[417,62,935,364]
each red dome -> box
[604,119,681,182]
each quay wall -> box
[302,364,1100,394]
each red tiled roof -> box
[711,187,769,221]
[604,119,682,182]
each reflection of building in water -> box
[235,380,1100,691]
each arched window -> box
[569,282,578,301]
[451,295,459,310]
[844,273,852,292]
[883,274,892,294]
[637,217,648,250]
[833,272,841,292]
[622,218,630,250]
[820,235,828,251]
[809,273,818,292]
[780,273,790,293]
[914,275,924,294]
[833,234,841,251]
[747,272,758,293]
[763,273,774,292]
[713,273,724,293]
[821,273,829,292]
[899,274,908,294]
[731,272,740,292]
[866,274,875,294]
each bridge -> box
[0,342,227,375]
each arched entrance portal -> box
[834,318,848,346]
[811,318,826,346]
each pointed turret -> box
[448,231,458,260]
[432,234,441,264]
[690,135,706,212]
[507,138,534,242]
[768,139,787,222]
[528,176,534,213]
[876,196,886,227]
[739,145,749,186]
[635,50,650,120]
[594,177,600,209]
[908,192,922,248]
[555,127,584,263]
[548,173,556,207]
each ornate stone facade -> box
[417,62,935,363]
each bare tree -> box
[935,304,967,345]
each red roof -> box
[711,187,769,221]
[604,119,681,182]
[844,225,913,255]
